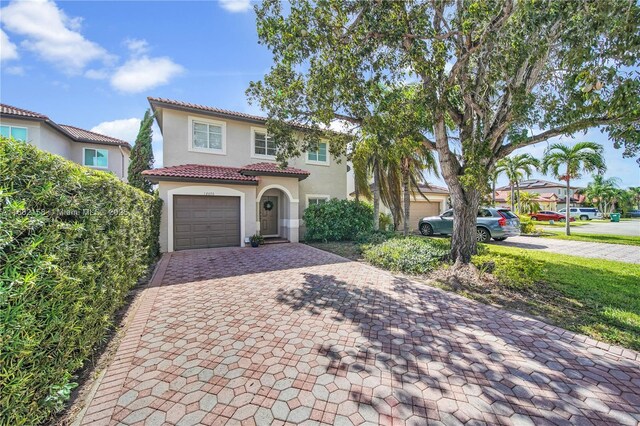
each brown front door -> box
[260,196,279,236]
[173,195,240,250]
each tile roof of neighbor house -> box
[240,162,310,179]
[142,164,258,183]
[416,184,449,194]
[0,103,50,119]
[494,190,560,203]
[58,125,131,149]
[1,103,131,149]
[496,178,578,191]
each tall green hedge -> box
[303,199,373,241]
[0,138,161,425]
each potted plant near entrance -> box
[250,233,264,247]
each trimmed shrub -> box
[472,251,542,289]
[303,199,373,241]
[354,230,397,245]
[378,212,393,232]
[519,219,538,234]
[0,138,160,425]
[363,237,449,274]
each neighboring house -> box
[348,181,450,232]
[0,103,131,179]
[495,178,584,208]
[493,190,560,211]
[142,97,347,252]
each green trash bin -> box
[610,213,620,222]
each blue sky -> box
[1,0,638,189]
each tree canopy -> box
[128,109,155,194]
[248,0,640,262]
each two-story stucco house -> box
[495,178,585,210]
[142,97,347,252]
[0,103,131,179]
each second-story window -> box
[0,125,27,141]
[83,148,109,168]
[307,141,329,165]
[254,130,276,157]
[193,121,223,150]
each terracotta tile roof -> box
[496,179,579,191]
[147,97,326,132]
[416,183,449,194]
[142,164,258,183]
[539,192,558,200]
[58,124,131,149]
[240,162,310,177]
[493,190,510,202]
[0,103,49,120]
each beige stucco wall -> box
[70,143,129,180]
[1,116,129,179]
[157,181,258,252]
[157,107,348,240]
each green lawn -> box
[471,245,640,350]
[542,232,640,246]
[307,240,640,350]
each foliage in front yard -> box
[303,199,373,241]
[0,138,161,425]
[519,218,539,235]
[472,250,542,289]
[362,237,449,274]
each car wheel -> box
[476,227,491,243]
[419,223,434,236]
[580,215,589,221]
[493,237,507,241]
[558,218,566,222]
[531,216,538,221]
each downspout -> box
[118,145,126,181]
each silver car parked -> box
[419,207,521,242]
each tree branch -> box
[496,116,624,159]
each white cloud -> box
[91,118,163,166]
[219,0,252,13]
[85,68,109,80]
[0,29,18,61]
[124,38,149,55]
[110,56,184,93]
[5,65,24,75]
[0,0,112,73]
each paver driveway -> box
[80,244,640,425]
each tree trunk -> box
[515,182,521,214]
[372,163,380,231]
[510,183,515,212]
[565,176,571,236]
[354,186,360,202]
[492,178,496,207]
[402,167,411,236]
[449,186,481,264]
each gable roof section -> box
[1,103,49,120]
[1,103,131,149]
[58,124,131,149]
[496,179,578,191]
[142,164,259,185]
[240,162,310,180]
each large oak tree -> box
[248,0,640,264]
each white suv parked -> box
[557,207,603,220]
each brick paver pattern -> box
[81,244,640,425]
[492,236,640,264]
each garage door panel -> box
[406,201,440,231]
[173,195,241,251]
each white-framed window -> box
[306,141,329,165]
[251,127,277,159]
[83,148,109,168]
[306,194,330,208]
[188,116,226,155]
[0,125,28,141]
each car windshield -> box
[498,210,518,219]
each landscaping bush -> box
[472,250,543,289]
[354,229,397,245]
[0,138,160,425]
[378,212,393,232]
[303,199,373,241]
[362,237,450,274]
[519,219,538,234]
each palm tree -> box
[495,154,540,213]
[396,141,440,236]
[584,175,620,216]
[517,192,542,214]
[542,142,606,235]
